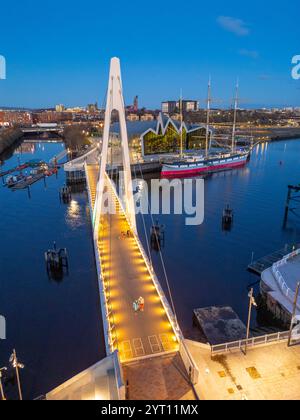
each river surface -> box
[0,138,300,399]
[0,141,105,400]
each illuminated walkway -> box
[86,165,179,363]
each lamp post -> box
[9,349,24,401]
[0,367,7,401]
[245,288,257,355]
[288,282,300,347]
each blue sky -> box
[0,0,299,108]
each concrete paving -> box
[186,339,300,400]
[123,353,196,400]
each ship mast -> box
[231,79,239,153]
[180,89,183,158]
[205,76,211,157]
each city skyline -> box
[0,0,299,109]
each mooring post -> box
[284,186,292,219]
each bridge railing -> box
[85,168,199,383]
[64,146,99,172]
[106,173,200,384]
[84,164,115,356]
[50,149,68,164]
[106,173,181,340]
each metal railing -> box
[211,331,289,356]
[272,248,300,309]
[106,175,200,383]
[106,174,181,341]
[85,169,200,382]
[84,163,115,356]
[50,149,68,164]
[64,146,99,172]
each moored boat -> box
[161,79,251,178]
[5,174,27,188]
[162,151,249,177]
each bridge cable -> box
[132,163,153,268]
[134,153,179,330]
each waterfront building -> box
[32,111,73,124]
[0,110,33,126]
[140,113,154,121]
[87,103,98,113]
[181,100,199,112]
[65,106,86,113]
[127,113,140,121]
[141,112,210,156]
[162,100,199,114]
[162,101,177,114]
[55,104,65,112]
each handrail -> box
[84,163,115,356]
[84,167,199,382]
[50,149,68,163]
[105,173,182,342]
[64,146,99,171]
[211,331,289,356]
[272,248,300,310]
[106,173,199,382]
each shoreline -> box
[270,133,300,141]
[0,128,23,157]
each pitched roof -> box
[141,112,212,140]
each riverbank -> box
[250,126,300,142]
[270,128,300,141]
[0,127,23,155]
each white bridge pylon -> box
[93,57,137,238]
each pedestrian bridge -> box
[85,164,180,362]
[63,57,199,399]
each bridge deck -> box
[86,165,178,363]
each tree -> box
[63,126,90,151]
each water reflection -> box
[0,140,103,399]
[14,143,36,155]
[138,138,300,337]
[66,199,85,229]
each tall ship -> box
[161,80,250,178]
[161,151,249,177]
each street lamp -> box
[245,288,257,355]
[0,367,7,400]
[9,349,24,401]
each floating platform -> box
[11,173,45,190]
[248,243,300,275]
[193,306,247,346]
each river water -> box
[0,138,300,399]
[0,141,105,400]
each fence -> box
[211,331,289,356]
[64,146,99,172]
[272,248,300,309]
